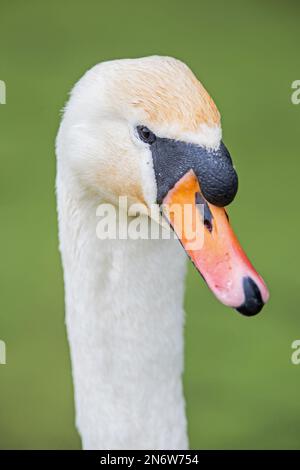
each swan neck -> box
[57,186,188,449]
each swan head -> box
[56,55,269,315]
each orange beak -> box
[162,170,269,315]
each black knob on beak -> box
[195,142,238,207]
[151,137,238,207]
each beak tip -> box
[235,276,265,317]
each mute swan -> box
[56,56,269,450]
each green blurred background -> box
[1,0,300,450]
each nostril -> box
[195,192,213,233]
[204,219,212,233]
[236,277,264,316]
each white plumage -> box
[56,56,223,449]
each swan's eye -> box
[136,126,156,144]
